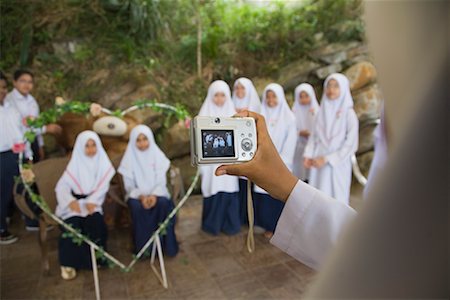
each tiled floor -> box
[1,184,363,299]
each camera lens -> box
[214,118,221,124]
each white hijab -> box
[64,130,114,195]
[314,73,355,150]
[292,83,320,133]
[232,77,261,112]
[199,80,236,117]
[261,83,296,151]
[118,125,170,196]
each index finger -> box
[234,110,269,140]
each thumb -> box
[215,164,243,176]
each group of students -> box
[200,74,358,239]
[0,69,358,281]
[55,125,178,280]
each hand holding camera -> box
[190,111,298,202]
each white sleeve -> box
[55,174,75,210]
[85,181,110,206]
[280,123,298,171]
[151,168,169,198]
[325,110,359,167]
[303,133,315,158]
[122,175,143,200]
[271,180,356,270]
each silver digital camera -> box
[190,116,257,165]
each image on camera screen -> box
[201,130,235,158]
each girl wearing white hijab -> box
[232,77,262,113]
[304,73,359,204]
[199,80,240,235]
[55,131,115,280]
[254,83,297,237]
[118,125,178,256]
[292,83,320,181]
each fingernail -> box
[216,169,227,176]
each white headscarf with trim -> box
[314,73,355,151]
[292,83,320,133]
[199,80,236,117]
[64,130,114,195]
[118,125,170,196]
[261,83,296,151]
[232,77,261,112]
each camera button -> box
[249,152,253,157]
[241,138,253,151]
[248,133,252,137]
[246,121,251,127]
[241,133,245,138]
[242,152,246,157]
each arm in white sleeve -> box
[122,175,144,200]
[303,133,316,158]
[325,110,359,167]
[55,175,75,210]
[271,180,356,270]
[151,168,169,198]
[85,181,110,206]
[280,124,298,170]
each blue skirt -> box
[253,193,285,233]
[128,197,178,257]
[59,212,108,270]
[0,151,19,233]
[202,192,240,235]
[238,178,256,226]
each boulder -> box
[277,59,321,90]
[353,83,383,121]
[344,61,377,91]
[171,155,200,194]
[311,41,361,61]
[314,63,343,79]
[160,122,191,159]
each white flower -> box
[21,168,35,184]
[90,103,103,117]
[55,97,66,106]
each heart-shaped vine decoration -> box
[17,98,198,272]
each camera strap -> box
[246,180,255,253]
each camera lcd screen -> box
[201,130,235,158]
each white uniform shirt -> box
[4,88,45,147]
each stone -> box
[116,83,160,110]
[353,83,383,121]
[277,59,321,90]
[161,121,191,159]
[124,108,164,132]
[314,63,343,79]
[344,61,377,91]
[252,77,274,95]
[319,50,348,64]
[311,41,361,60]
[99,82,138,108]
[171,155,200,194]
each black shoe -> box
[0,231,19,245]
